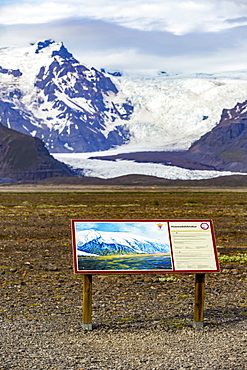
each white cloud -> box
[0,0,246,75]
[0,2,74,25]
[1,0,247,34]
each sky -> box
[0,0,247,75]
[75,221,170,244]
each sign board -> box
[71,219,220,274]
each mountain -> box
[0,123,74,181]
[2,40,247,176]
[1,40,247,156]
[0,40,133,153]
[76,229,170,256]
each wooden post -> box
[193,273,205,329]
[82,274,93,330]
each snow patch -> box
[63,143,74,151]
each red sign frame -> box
[71,219,220,274]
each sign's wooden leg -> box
[193,273,205,329]
[82,274,93,330]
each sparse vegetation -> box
[218,252,247,264]
[158,276,179,282]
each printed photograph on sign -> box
[72,221,172,272]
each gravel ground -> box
[1,319,247,370]
[1,267,247,370]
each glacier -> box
[53,151,246,180]
[112,73,247,151]
[76,229,170,256]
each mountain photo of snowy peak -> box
[72,221,172,272]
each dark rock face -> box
[0,66,22,77]
[186,100,247,172]
[35,40,55,53]
[0,123,74,181]
[0,100,42,135]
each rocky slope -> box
[186,100,247,172]
[0,123,74,181]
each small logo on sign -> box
[156,223,163,230]
[200,223,209,230]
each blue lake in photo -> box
[78,253,172,271]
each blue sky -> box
[0,0,247,74]
[75,221,170,243]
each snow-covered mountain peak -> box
[0,40,64,94]
[33,39,78,65]
[0,40,76,83]
[0,40,133,152]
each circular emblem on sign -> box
[200,223,209,230]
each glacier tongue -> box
[53,152,246,180]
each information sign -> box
[71,219,220,274]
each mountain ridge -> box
[0,123,74,181]
[185,100,247,172]
[1,40,247,154]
